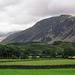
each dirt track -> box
[0,65,75,69]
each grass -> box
[0,68,75,75]
[0,59,31,62]
[73,56,75,58]
[0,59,75,65]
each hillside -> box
[0,41,75,59]
[0,31,18,42]
[1,14,75,44]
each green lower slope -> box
[0,41,75,59]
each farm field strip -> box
[0,59,75,65]
[0,58,65,62]
[0,68,75,75]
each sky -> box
[0,0,75,34]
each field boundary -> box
[0,65,75,69]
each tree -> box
[50,48,56,58]
[63,47,75,56]
[52,41,63,45]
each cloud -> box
[8,0,75,25]
[0,0,22,8]
[0,0,75,33]
[6,0,51,24]
[0,22,33,33]
[48,0,75,15]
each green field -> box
[0,69,75,75]
[0,59,75,65]
[0,59,31,62]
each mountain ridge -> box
[1,14,75,44]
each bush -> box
[53,41,63,45]
[64,55,68,58]
[32,55,37,59]
[12,55,17,59]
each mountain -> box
[0,31,19,42]
[0,36,6,42]
[1,14,75,44]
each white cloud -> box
[0,0,22,8]
[0,22,34,33]
[0,0,75,33]
[48,0,75,15]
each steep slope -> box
[0,31,19,42]
[1,14,75,44]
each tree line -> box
[0,41,75,59]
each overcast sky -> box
[0,0,75,33]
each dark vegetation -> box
[0,41,75,59]
[0,65,75,69]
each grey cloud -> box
[25,0,50,16]
[47,0,75,15]
[26,0,75,16]
[0,0,75,33]
[11,0,75,25]
[9,0,52,24]
[0,0,23,8]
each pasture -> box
[0,59,75,65]
[0,69,75,75]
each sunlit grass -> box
[0,68,75,75]
[0,59,75,65]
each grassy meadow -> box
[0,59,75,65]
[0,68,75,75]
